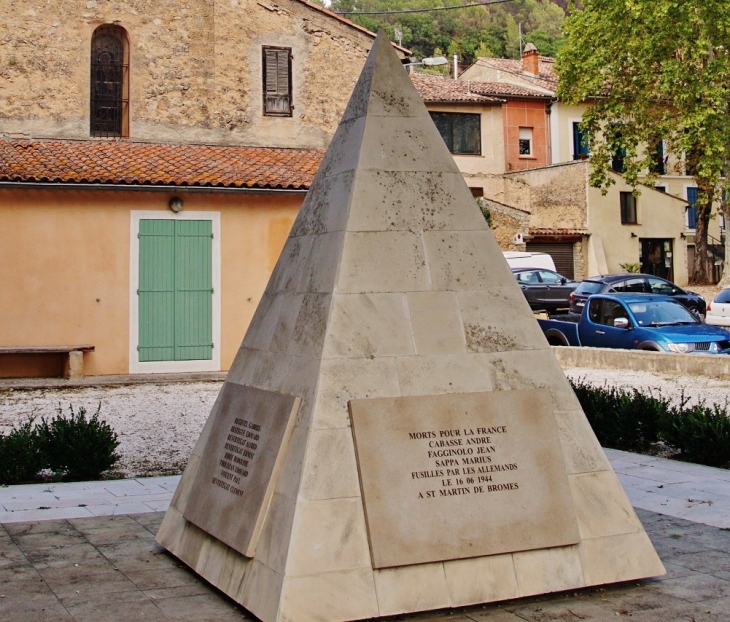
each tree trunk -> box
[690,191,713,285]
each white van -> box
[502,251,556,271]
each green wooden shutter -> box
[138,220,176,362]
[138,219,213,362]
[174,220,213,361]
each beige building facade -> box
[0,185,303,377]
[495,162,690,285]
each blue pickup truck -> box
[539,293,730,353]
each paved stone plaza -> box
[2,449,730,620]
[2,507,730,621]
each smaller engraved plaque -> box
[349,389,579,568]
[184,383,300,557]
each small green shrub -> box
[37,404,120,482]
[661,399,730,468]
[569,378,668,452]
[0,418,45,484]
[619,262,641,273]
[570,379,730,469]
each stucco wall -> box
[425,103,505,188]
[0,188,301,376]
[587,179,689,286]
[0,0,378,148]
[551,102,588,164]
[504,100,550,171]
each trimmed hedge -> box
[0,404,119,485]
[570,378,730,469]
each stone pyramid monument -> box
[157,31,664,621]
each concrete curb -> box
[553,345,730,378]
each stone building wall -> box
[502,161,589,231]
[0,0,379,148]
[479,198,530,251]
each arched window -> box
[90,25,129,138]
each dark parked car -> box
[512,267,578,312]
[569,273,706,319]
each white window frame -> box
[518,126,533,157]
[569,117,587,160]
[129,210,222,374]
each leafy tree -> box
[556,0,730,284]
[324,0,566,66]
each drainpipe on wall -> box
[453,54,458,79]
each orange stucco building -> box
[0,140,321,378]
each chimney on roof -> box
[522,42,539,77]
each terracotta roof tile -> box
[410,74,504,103]
[0,139,324,189]
[410,73,548,103]
[528,227,589,236]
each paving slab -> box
[0,509,728,620]
[0,449,730,619]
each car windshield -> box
[575,281,603,295]
[628,300,698,326]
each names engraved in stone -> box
[183,384,300,558]
[348,390,579,568]
[408,425,519,499]
[212,416,261,498]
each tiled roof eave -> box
[0,177,311,191]
[0,139,323,190]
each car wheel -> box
[688,305,704,322]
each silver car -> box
[706,288,730,327]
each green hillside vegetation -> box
[323,0,567,66]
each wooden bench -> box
[0,345,95,379]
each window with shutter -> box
[263,46,292,116]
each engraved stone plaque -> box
[184,383,300,557]
[349,389,579,568]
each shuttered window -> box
[686,187,698,229]
[138,220,213,362]
[263,46,292,116]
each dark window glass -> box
[519,139,531,155]
[517,271,539,283]
[470,187,484,198]
[611,147,625,173]
[263,47,292,116]
[538,270,562,284]
[715,289,730,303]
[599,300,628,326]
[647,277,675,295]
[649,139,666,175]
[655,185,666,193]
[687,187,698,229]
[612,278,646,293]
[90,25,128,138]
[575,281,603,295]
[588,298,602,322]
[429,112,481,155]
[620,191,637,224]
[572,122,589,159]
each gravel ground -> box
[0,382,222,478]
[0,368,728,479]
